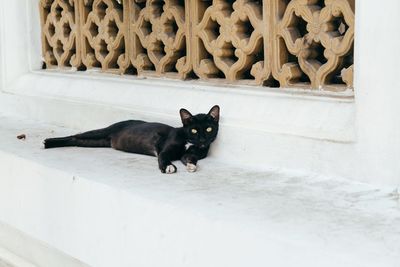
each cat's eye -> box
[191,129,198,134]
[206,127,213,133]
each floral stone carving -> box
[80,0,130,73]
[39,0,355,91]
[40,0,82,69]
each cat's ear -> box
[208,105,220,122]
[180,108,193,125]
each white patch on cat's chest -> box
[185,142,194,150]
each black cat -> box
[44,105,220,174]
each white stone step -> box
[0,114,399,267]
[0,247,37,267]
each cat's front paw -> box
[162,164,177,174]
[186,163,197,173]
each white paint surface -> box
[354,0,400,184]
[0,114,399,267]
[0,246,37,267]
[1,0,400,266]
[0,220,88,267]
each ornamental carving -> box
[128,0,192,78]
[40,0,355,91]
[192,0,271,85]
[80,0,130,73]
[272,0,355,90]
[40,0,81,69]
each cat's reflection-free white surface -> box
[0,113,399,267]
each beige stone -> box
[39,0,355,90]
[128,0,192,78]
[272,0,355,91]
[192,0,270,85]
[80,0,130,73]
[39,0,82,69]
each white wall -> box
[0,0,399,186]
[0,0,29,89]
[0,0,5,90]
[1,1,400,266]
[354,0,400,184]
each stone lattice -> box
[80,0,130,73]
[129,0,192,78]
[40,0,81,69]
[192,0,270,85]
[272,0,354,90]
[39,0,355,91]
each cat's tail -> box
[43,121,133,149]
[43,136,111,149]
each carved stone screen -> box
[40,0,354,91]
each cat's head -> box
[179,105,220,148]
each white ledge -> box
[0,114,399,267]
[0,70,360,182]
[3,71,355,143]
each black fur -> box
[44,106,220,174]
